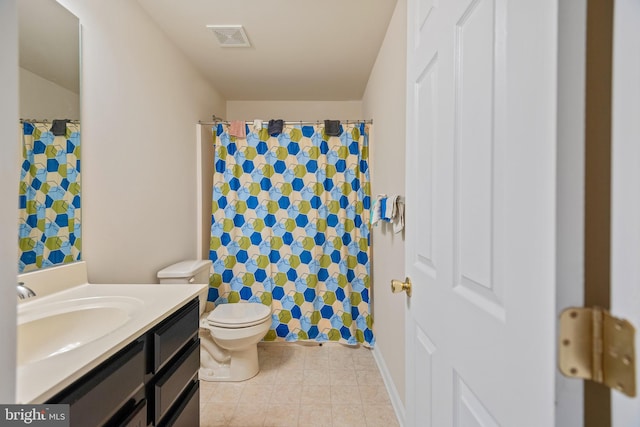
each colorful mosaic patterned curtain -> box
[209,123,374,346]
[18,122,81,273]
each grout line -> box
[201,343,399,426]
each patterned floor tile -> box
[199,343,400,427]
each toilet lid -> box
[207,302,271,328]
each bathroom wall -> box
[19,68,80,119]
[226,100,364,121]
[362,0,407,408]
[197,124,215,260]
[0,0,18,403]
[57,0,226,283]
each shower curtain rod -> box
[198,119,373,126]
[20,119,80,124]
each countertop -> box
[16,282,207,404]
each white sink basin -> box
[17,296,144,365]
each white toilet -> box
[157,260,272,382]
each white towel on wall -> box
[391,197,405,233]
[371,194,405,233]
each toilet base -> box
[199,345,260,382]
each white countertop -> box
[16,282,207,404]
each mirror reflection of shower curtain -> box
[209,122,375,346]
[18,121,81,273]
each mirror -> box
[19,0,80,119]
[18,0,81,273]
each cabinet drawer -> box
[157,381,199,427]
[50,340,145,427]
[104,386,145,427]
[119,399,147,427]
[153,338,200,424]
[152,298,199,372]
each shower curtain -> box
[209,122,374,346]
[18,121,81,273]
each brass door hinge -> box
[559,307,636,397]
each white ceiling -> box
[135,0,398,101]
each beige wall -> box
[20,68,80,120]
[362,0,407,408]
[197,124,215,260]
[0,0,18,403]
[227,100,363,121]
[58,0,226,284]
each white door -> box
[405,1,560,425]
[611,0,640,424]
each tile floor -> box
[199,342,400,427]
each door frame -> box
[555,0,589,425]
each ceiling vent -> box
[207,25,251,48]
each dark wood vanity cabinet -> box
[147,298,200,427]
[49,298,201,427]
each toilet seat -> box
[207,303,271,329]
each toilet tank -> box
[157,260,212,284]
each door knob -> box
[391,277,412,297]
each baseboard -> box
[372,345,406,426]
